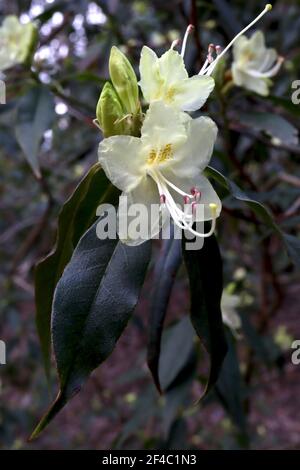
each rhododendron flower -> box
[139,36,215,112]
[98,102,221,245]
[221,292,242,335]
[231,30,283,96]
[0,16,37,72]
[139,4,274,109]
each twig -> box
[278,173,300,188]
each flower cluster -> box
[0,16,37,72]
[97,4,281,245]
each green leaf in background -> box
[215,331,247,432]
[205,166,300,269]
[160,317,197,440]
[31,223,151,439]
[182,234,228,399]
[238,111,299,146]
[268,95,300,118]
[281,233,300,269]
[159,316,196,392]
[35,164,119,378]
[147,237,182,393]
[15,85,55,178]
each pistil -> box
[199,4,273,76]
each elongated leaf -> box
[15,85,55,177]
[147,237,182,393]
[162,379,193,440]
[35,164,119,377]
[215,331,247,431]
[159,316,196,392]
[238,112,298,146]
[182,233,227,399]
[205,166,300,269]
[268,95,300,118]
[281,233,300,269]
[31,223,151,439]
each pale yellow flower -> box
[0,16,37,71]
[98,102,221,245]
[232,30,283,96]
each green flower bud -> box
[96,82,127,137]
[109,46,140,115]
[0,16,38,71]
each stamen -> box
[215,45,222,55]
[191,187,201,200]
[181,24,194,57]
[180,202,218,238]
[199,58,209,75]
[171,38,180,50]
[149,169,218,238]
[209,203,217,217]
[192,201,197,215]
[247,56,284,78]
[207,43,215,63]
[159,172,192,198]
[202,4,273,76]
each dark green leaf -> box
[240,312,284,366]
[182,234,227,399]
[268,95,300,118]
[147,237,182,393]
[159,316,196,392]
[160,317,197,438]
[31,223,151,439]
[206,166,300,269]
[15,85,55,177]
[162,380,192,440]
[281,233,300,268]
[35,164,119,378]
[216,331,247,431]
[238,111,298,146]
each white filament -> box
[246,57,283,78]
[148,168,217,237]
[200,4,273,76]
[181,25,193,57]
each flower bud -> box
[109,46,140,115]
[96,82,127,137]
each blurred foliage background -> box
[0,0,300,449]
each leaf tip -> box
[29,390,66,441]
